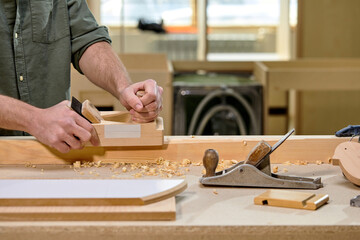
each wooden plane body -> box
[91,111,164,147]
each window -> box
[99,0,297,61]
[101,0,192,26]
[208,0,280,26]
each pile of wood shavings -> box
[68,157,241,179]
[23,157,242,179]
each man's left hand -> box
[119,79,163,123]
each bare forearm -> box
[79,41,131,98]
[0,95,40,133]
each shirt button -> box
[15,33,18,39]
[19,75,23,81]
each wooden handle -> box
[81,100,104,124]
[245,140,271,166]
[203,149,219,177]
[136,90,146,98]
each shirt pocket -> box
[30,0,70,43]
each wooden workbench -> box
[0,136,359,239]
[0,164,359,239]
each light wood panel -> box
[296,0,360,134]
[0,135,351,165]
[254,189,329,210]
[0,197,176,221]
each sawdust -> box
[294,160,308,165]
[62,156,242,179]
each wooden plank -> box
[254,189,329,210]
[332,142,360,186]
[0,136,350,165]
[0,179,186,206]
[0,197,176,221]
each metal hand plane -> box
[200,129,323,189]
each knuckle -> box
[56,144,70,154]
[145,79,156,85]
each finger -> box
[54,142,71,154]
[122,88,144,111]
[130,101,158,113]
[63,133,83,150]
[74,116,100,146]
[130,109,159,122]
[137,81,159,106]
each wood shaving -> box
[243,140,247,146]
[283,168,288,172]
[213,189,218,195]
[149,168,157,175]
[181,159,191,166]
[272,166,278,173]
[24,162,32,168]
[133,172,142,178]
[94,161,102,168]
[73,161,81,169]
[155,157,165,165]
[294,160,308,165]
[283,161,292,165]
[231,160,238,164]
[316,160,323,165]
[122,167,127,173]
[113,162,121,169]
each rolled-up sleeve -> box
[67,0,112,73]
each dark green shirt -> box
[0,0,111,136]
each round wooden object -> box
[332,142,360,186]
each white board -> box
[0,179,187,206]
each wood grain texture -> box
[254,189,329,210]
[0,136,350,165]
[332,142,360,186]
[244,140,271,166]
[0,197,176,221]
[82,100,103,123]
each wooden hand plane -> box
[71,97,164,147]
[200,129,323,189]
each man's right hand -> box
[30,101,100,153]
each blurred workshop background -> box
[72,0,360,136]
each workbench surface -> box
[0,163,359,240]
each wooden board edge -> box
[0,197,176,221]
